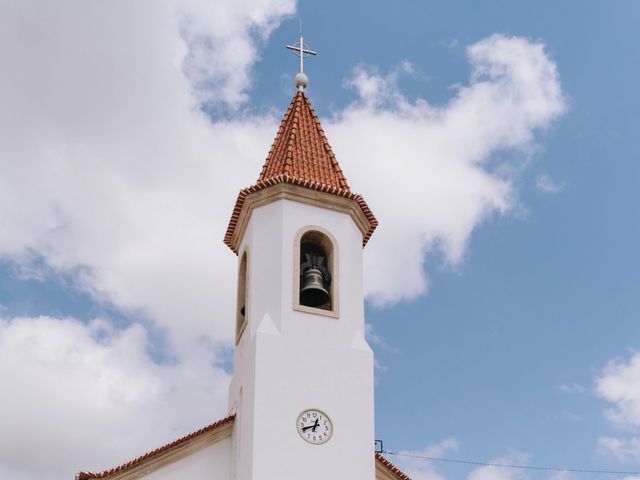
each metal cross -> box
[286,29,317,74]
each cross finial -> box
[286,24,317,91]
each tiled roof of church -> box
[75,415,235,480]
[258,91,350,190]
[375,452,413,479]
[224,92,377,252]
[76,415,411,480]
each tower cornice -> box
[223,176,377,253]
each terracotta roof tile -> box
[224,92,378,252]
[376,452,413,480]
[75,415,235,480]
[258,91,350,190]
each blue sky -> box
[1,1,639,479]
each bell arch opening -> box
[236,249,248,344]
[294,228,338,317]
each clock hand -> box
[301,419,320,433]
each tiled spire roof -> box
[224,91,377,252]
[257,91,350,190]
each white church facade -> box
[76,60,410,480]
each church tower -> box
[224,37,378,480]
[74,35,415,480]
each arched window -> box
[236,250,248,344]
[294,228,338,316]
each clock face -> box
[297,409,333,444]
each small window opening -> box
[236,251,248,343]
[299,231,333,311]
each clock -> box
[297,409,333,444]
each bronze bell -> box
[300,267,329,307]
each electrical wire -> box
[383,450,640,476]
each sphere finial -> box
[294,72,309,90]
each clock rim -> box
[296,408,333,445]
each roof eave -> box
[375,453,413,480]
[76,415,236,480]
[223,175,377,254]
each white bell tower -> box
[223,37,378,479]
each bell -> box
[300,267,330,307]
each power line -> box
[383,450,640,476]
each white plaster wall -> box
[144,436,233,480]
[229,198,375,480]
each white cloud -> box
[0,315,231,480]
[0,0,293,348]
[344,61,416,110]
[394,446,540,480]
[536,173,566,194]
[177,0,295,108]
[393,439,459,480]
[598,437,640,463]
[466,453,530,480]
[365,323,399,354]
[559,383,586,394]
[596,352,640,462]
[596,352,640,428]
[330,34,566,305]
[549,471,573,480]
